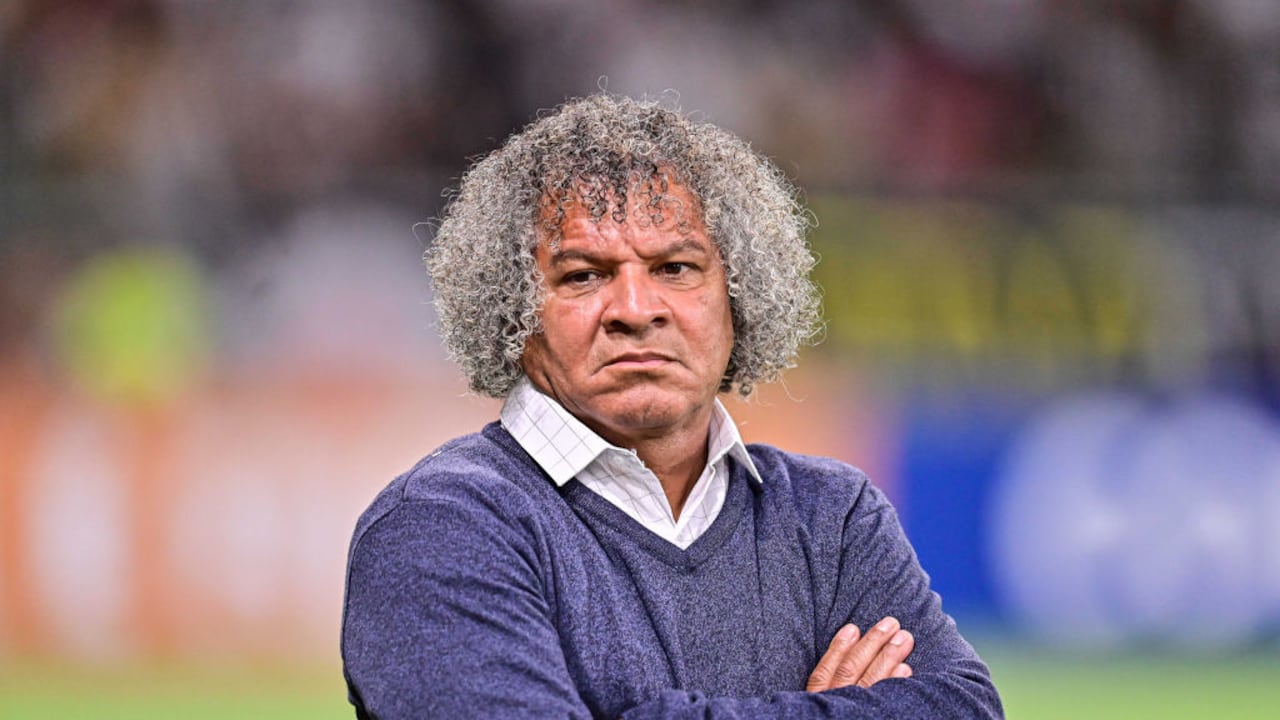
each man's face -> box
[520,181,735,448]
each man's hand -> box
[806,617,914,692]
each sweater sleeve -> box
[818,479,1002,718]
[343,471,1002,719]
[342,497,595,720]
[619,477,1004,720]
[343,496,847,720]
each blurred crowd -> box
[3,0,1280,660]
[3,0,1280,384]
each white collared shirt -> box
[500,377,761,549]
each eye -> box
[658,262,692,276]
[562,269,601,287]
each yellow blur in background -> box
[2,1,1279,717]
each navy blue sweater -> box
[342,423,1002,718]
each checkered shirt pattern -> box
[500,377,762,549]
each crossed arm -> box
[609,482,1001,719]
[343,485,1000,719]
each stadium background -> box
[2,1,1279,717]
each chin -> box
[595,389,694,434]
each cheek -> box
[700,295,736,362]
[539,301,599,363]
[520,333,549,377]
[570,301,598,330]
[717,310,735,361]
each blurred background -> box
[2,0,1279,717]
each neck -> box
[629,432,708,521]
[587,408,713,522]
[518,376,717,521]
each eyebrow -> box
[546,249,598,267]
[546,239,711,267]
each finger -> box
[856,629,914,688]
[829,616,900,688]
[806,624,860,692]
[892,662,913,679]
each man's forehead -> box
[543,232,714,266]
[538,175,705,232]
[540,196,712,259]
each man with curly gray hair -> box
[342,94,1002,719]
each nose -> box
[602,267,668,334]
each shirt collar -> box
[500,376,762,486]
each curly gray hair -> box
[427,93,821,398]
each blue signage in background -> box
[896,391,1026,625]
[896,387,1280,650]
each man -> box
[342,94,1002,718]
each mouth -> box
[604,352,675,369]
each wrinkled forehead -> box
[535,171,707,247]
